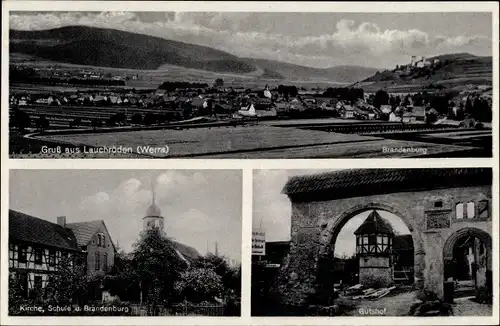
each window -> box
[96,234,106,247]
[103,253,108,272]
[434,201,443,208]
[478,200,489,218]
[34,248,42,264]
[48,250,56,266]
[377,235,383,251]
[18,245,27,263]
[456,203,464,219]
[467,202,475,219]
[95,253,100,271]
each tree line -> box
[158,81,209,91]
[10,66,126,86]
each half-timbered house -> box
[8,210,85,298]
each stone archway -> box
[442,227,492,294]
[320,201,425,289]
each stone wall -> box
[359,256,392,287]
[279,184,492,306]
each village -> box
[8,51,493,159]
[9,65,493,130]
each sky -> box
[9,169,242,262]
[9,12,492,69]
[253,170,410,257]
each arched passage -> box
[443,227,492,260]
[319,202,425,289]
[442,227,492,298]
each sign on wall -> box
[252,229,266,256]
[426,210,452,229]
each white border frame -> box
[1,1,498,325]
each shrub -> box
[174,268,223,303]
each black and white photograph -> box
[1,1,499,325]
[252,168,493,316]
[8,11,493,158]
[8,169,242,316]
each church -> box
[142,191,202,265]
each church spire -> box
[150,177,156,205]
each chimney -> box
[57,216,66,227]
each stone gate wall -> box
[280,185,492,306]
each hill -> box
[353,53,492,93]
[10,26,256,74]
[242,58,378,83]
[10,25,376,84]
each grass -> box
[26,124,484,159]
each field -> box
[11,54,348,90]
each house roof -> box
[402,111,417,117]
[354,106,369,115]
[380,105,392,114]
[274,102,289,109]
[66,220,116,252]
[171,240,202,262]
[9,210,80,251]
[354,210,394,235]
[282,168,491,202]
[412,106,426,116]
[191,97,205,107]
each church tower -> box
[143,182,164,231]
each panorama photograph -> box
[8,12,493,158]
[8,169,242,316]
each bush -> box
[174,268,223,303]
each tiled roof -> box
[66,220,112,248]
[354,210,394,235]
[172,240,202,262]
[283,168,491,201]
[9,210,80,251]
